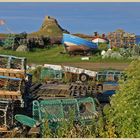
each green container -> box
[40,68,63,80]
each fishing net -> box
[77,97,96,120]
[33,100,41,121]
[0,101,13,129]
[0,55,26,70]
[61,99,78,119]
[33,100,63,122]
[10,58,22,69]
[0,77,20,91]
[0,56,8,68]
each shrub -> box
[98,43,108,51]
[29,66,42,82]
[103,60,140,137]
[112,47,120,52]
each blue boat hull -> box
[62,33,98,52]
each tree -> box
[103,60,140,137]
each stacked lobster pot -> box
[15,97,98,136]
[0,55,31,132]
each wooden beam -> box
[0,90,21,96]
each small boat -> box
[62,33,98,53]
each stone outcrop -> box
[16,45,28,52]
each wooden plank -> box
[58,90,68,96]
[51,89,59,95]
[0,68,25,74]
[28,127,40,134]
[41,84,69,90]
[0,68,25,78]
[30,83,42,92]
[64,90,69,95]
[1,128,21,138]
[40,89,47,94]
[35,89,46,95]
[0,90,21,96]
[0,95,5,98]
[0,127,8,132]
[57,89,62,95]
[0,96,20,100]
[31,88,41,95]
[39,89,45,95]
[46,89,52,94]
[10,73,15,77]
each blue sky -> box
[0,2,140,35]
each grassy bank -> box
[0,45,131,64]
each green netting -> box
[32,97,97,124]
[33,99,64,122]
[96,70,123,81]
[40,68,63,80]
[61,98,78,119]
[40,99,61,105]
[15,97,97,132]
[33,100,41,121]
[77,97,96,120]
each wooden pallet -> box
[30,83,99,99]
[0,68,25,79]
[0,90,22,100]
[1,127,21,138]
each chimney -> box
[102,34,105,38]
[94,32,98,37]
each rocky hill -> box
[28,16,69,38]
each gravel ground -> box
[60,62,129,71]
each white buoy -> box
[101,50,106,56]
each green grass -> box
[0,45,131,64]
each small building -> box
[92,32,108,45]
[107,29,136,48]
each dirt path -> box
[60,62,130,71]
